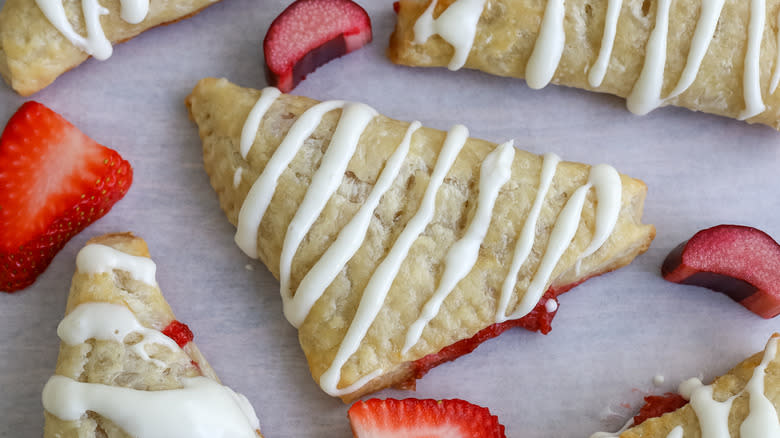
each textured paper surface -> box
[0,0,778,436]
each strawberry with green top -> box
[0,102,133,293]
[348,398,506,437]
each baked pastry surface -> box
[619,334,780,438]
[0,0,221,96]
[388,0,780,129]
[187,77,655,401]
[43,232,263,437]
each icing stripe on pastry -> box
[413,0,771,118]
[278,103,378,304]
[319,124,470,396]
[771,10,780,94]
[77,244,158,286]
[240,87,282,159]
[35,0,150,60]
[413,0,488,70]
[286,121,421,328]
[497,152,560,323]
[235,100,346,258]
[58,302,180,368]
[588,0,623,87]
[403,140,515,353]
[740,0,768,120]
[42,375,260,437]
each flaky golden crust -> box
[0,0,222,96]
[187,78,655,401]
[621,334,780,438]
[44,233,262,437]
[388,0,780,129]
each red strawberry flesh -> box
[662,225,780,318]
[633,393,688,426]
[162,319,195,348]
[264,0,372,92]
[0,102,133,292]
[348,398,506,438]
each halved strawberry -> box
[263,0,372,93]
[348,398,506,438]
[0,102,133,292]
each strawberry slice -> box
[0,102,133,293]
[264,0,372,93]
[348,398,506,438]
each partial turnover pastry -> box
[42,233,263,437]
[186,77,655,401]
[388,0,780,130]
[595,334,780,438]
[0,0,221,96]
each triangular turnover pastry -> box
[610,334,780,438]
[0,0,221,96]
[388,0,780,130]
[186,77,655,401]
[42,233,263,437]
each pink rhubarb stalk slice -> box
[263,0,372,93]
[662,224,780,319]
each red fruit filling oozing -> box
[403,289,559,388]
[662,224,780,319]
[263,0,372,93]
[162,319,194,348]
[633,393,689,426]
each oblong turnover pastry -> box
[0,0,221,96]
[603,334,780,438]
[42,233,263,437]
[186,77,655,402]
[388,0,780,130]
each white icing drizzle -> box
[233,89,623,396]
[58,303,179,367]
[42,375,260,437]
[496,152,560,323]
[771,10,780,94]
[544,298,558,313]
[589,418,634,438]
[501,163,621,321]
[413,0,773,118]
[318,124,470,396]
[35,0,150,60]
[285,121,421,328]
[526,0,566,89]
[240,88,282,159]
[653,374,665,386]
[666,426,684,438]
[278,103,378,305]
[76,244,157,286]
[235,100,346,258]
[665,0,726,100]
[626,0,672,115]
[739,0,767,120]
[740,336,780,438]
[413,0,488,70]
[588,0,623,87]
[233,167,243,189]
[402,141,515,354]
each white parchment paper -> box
[0,0,778,436]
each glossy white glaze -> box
[413,0,488,70]
[626,0,672,115]
[240,88,281,159]
[526,0,566,89]
[35,0,150,60]
[76,244,157,286]
[739,0,767,120]
[402,141,515,353]
[42,376,260,437]
[588,0,623,87]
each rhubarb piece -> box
[263,0,372,92]
[348,398,506,438]
[0,102,133,292]
[662,225,780,318]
